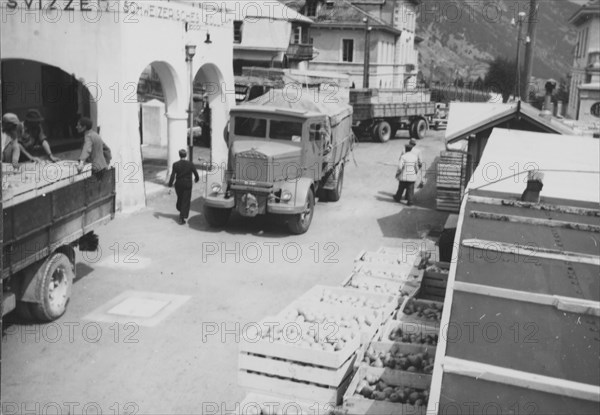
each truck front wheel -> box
[288,190,314,234]
[29,253,74,322]
[204,206,231,227]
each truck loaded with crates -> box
[1,161,115,321]
[202,90,354,234]
[350,88,437,142]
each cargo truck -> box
[350,88,437,142]
[202,90,354,234]
[1,161,115,321]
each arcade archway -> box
[1,59,97,158]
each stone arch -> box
[135,59,187,196]
[1,58,98,149]
[193,62,230,169]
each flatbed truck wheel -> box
[413,118,428,140]
[29,253,74,322]
[374,121,392,143]
[288,189,314,234]
[327,163,344,202]
[203,206,231,227]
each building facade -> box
[232,0,314,75]
[302,0,419,89]
[567,0,600,122]
[1,0,235,212]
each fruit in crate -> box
[310,289,391,312]
[402,300,443,322]
[251,318,358,352]
[362,345,435,374]
[281,305,379,333]
[425,263,449,275]
[354,374,429,405]
[387,327,438,345]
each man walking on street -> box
[394,142,422,206]
[168,149,199,225]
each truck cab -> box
[202,104,350,234]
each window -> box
[234,116,267,138]
[305,0,318,17]
[234,21,243,43]
[270,120,303,140]
[342,39,354,62]
[291,25,302,44]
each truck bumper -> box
[267,202,305,215]
[203,194,235,209]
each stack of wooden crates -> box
[436,151,467,212]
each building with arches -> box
[1,0,235,212]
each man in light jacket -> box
[394,142,422,206]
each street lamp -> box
[512,11,527,101]
[185,43,196,163]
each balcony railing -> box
[286,43,314,61]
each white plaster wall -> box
[1,0,234,212]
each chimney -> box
[521,170,544,203]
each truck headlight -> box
[281,190,292,202]
[211,183,222,193]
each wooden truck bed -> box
[352,102,437,123]
[2,161,116,279]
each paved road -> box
[1,130,449,414]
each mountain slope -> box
[416,0,580,83]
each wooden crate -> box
[239,317,361,368]
[357,341,437,380]
[352,262,422,286]
[278,302,384,346]
[238,392,336,415]
[295,285,400,317]
[381,320,440,344]
[343,366,429,414]
[420,262,450,302]
[238,369,354,407]
[397,298,444,327]
[342,273,417,300]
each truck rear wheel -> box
[29,253,74,322]
[204,206,231,227]
[327,163,344,202]
[288,189,314,234]
[374,121,392,143]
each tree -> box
[484,57,516,103]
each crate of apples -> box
[343,366,430,414]
[383,321,439,346]
[279,302,383,345]
[398,298,443,323]
[361,342,436,375]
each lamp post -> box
[363,17,371,89]
[185,43,196,163]
[512,11,526,101]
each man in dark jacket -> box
[168,149,200,224]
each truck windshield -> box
[234,116,267,138]
[269,120,303,141]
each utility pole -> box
[363,17,371,88]
[521,0,539,102]
[514,12,526,100]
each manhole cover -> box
[107,297,170,318]
[84,291,190,327]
